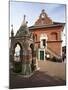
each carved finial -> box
[24,15,26,21]
[42,9,45,13]
[21,15,27,26]
[26,21,28,24]
[11,24,13,30]
[11,24,14,37]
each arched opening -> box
[13,42,23,73]
[30,43,36,71]
[30,43,34,63]
[14,44,21,62]
[51,32,58,40]
[33,34,37,42]
[30,43,34,52]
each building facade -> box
[10,9,65,74]
[29,9,65,60]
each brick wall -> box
[29,26,63,56]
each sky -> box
[10,1,66,46]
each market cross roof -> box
[16,15,30,37]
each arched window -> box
[33,34,37,41]
[51,32,58,40]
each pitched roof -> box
[29,22,65,30]
[16,15,30,36]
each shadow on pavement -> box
[9,70,66,89]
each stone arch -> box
[13,42,23,62]
[30,43,34,61]
[30,43,34,51]
[14,42,22,50]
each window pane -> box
[42,39,46,46]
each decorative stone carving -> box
[10,15,36,75]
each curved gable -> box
[35,9,53,25]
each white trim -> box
[40,33,48,48]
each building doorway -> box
[37,33,48,61]
[40,51,44,60]
[38,49,45,60]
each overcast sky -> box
[10,1,66,46]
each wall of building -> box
[29,26,63,56]
[47,41,62,56]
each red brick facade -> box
[29,9,65,60]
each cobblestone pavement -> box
[10,60,66,89]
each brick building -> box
[29,9,65,60]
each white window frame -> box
[40,33,48,48]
